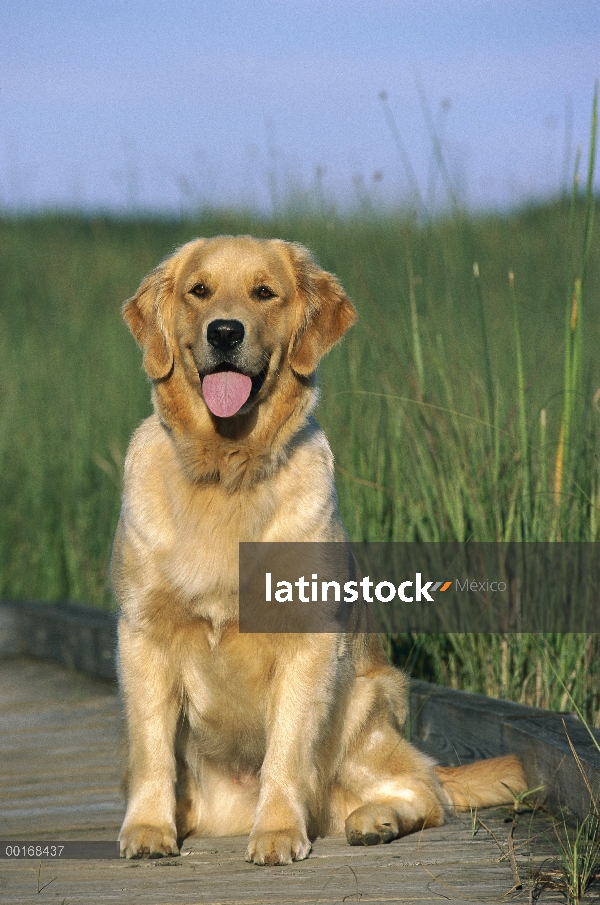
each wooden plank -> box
[505,716,600,819]
[0,659,122,839]
[0,813,565,904]
[410,679,600,820]
[0,658,575,904]
[3,599,600,823]
[0,600,117,678]
[410,678,541,760]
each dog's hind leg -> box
[338,723,447,845]
[331,666,446,845]
[334,666,527,846]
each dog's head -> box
[124,236,356,417]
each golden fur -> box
[113,235,527,865]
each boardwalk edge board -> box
[0,599,117,680]
[410,679,600,820]
[1,598,599,822]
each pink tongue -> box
[202,371,252,417]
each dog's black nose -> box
[206,319,245,352]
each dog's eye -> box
[191,283,208,298]
[255,285,275,300]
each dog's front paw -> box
[245,829,311,865]
[119,823,179,859]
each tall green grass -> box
[0,107,598,719]
[323,91,599,721]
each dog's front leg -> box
[118,617,181,858]
[246,641,337,866]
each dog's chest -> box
[156,479,279,603]
[177,631,278,764]
[122,416,341,620]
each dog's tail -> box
[434,754,527,810]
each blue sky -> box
[1,0,598,212]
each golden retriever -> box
[112,235,527,865]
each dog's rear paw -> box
[245,829,311,865]
[345,805,399,846]
[119,823,179,859]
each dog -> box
[112,235,527,865]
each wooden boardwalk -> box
[0,657,590,904]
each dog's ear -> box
[287,244,357,377]
[123,265,175,380]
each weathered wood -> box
[410,679,600,821]
[410,678,542,761]
[0,659,122,839]
[3,599,600,824]
[0,658,581,904]
[1,823,568,905]
[0,600,117,679]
